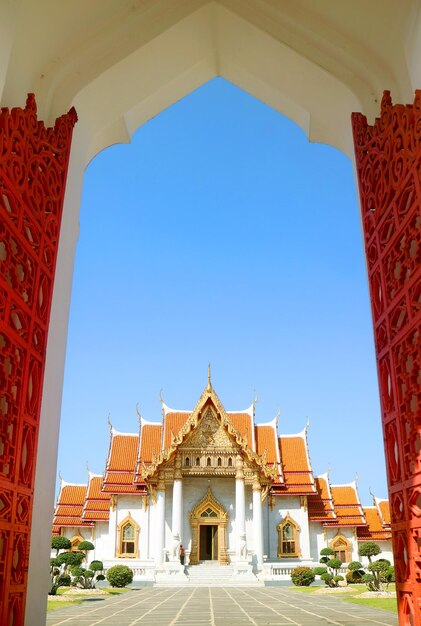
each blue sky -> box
[57,78,387,504]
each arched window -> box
[277,515,300,558]
[228,457,232,467]
[116,514,140,558]
[185,457,190,467]
[207,457,211,466]
[329,534,352,563]
[217,457,222,467]
[196,457,200,466]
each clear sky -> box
[57,77,387,505]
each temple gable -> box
[180,407,239,453]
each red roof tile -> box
[228,413,253,446]
[357,507,392,541]
[308,476,336,522]
[163,413,189,449]
[255,426,278,464]
[82,475,110,522]
[103,432,139,494]
[331,485,365,526]
[52,484,88,530]
[278,435,315,495]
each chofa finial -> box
[136,403,142,425]
[207,363,212,392]
[107,413,112,432]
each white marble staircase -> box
[183,561,262,587]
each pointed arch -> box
[277,514,301,557]
[189,487,229,564]
[329,532,352,563]
[116,513,140,558]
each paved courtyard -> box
[45,587,398,626]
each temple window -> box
[201,507,218,517]
[196,457,200,466]
[329,534,351,563]
[117,514,140,558]
[185,457,190,467]
[217,457,222,467]
[228,457,233,467]
[70,534,84,551]
[277,516,300,557]
[207,457,211,466]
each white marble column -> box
[171,455,183,560]
[252,474,264,568]
[155,472,166,566]
[235,455,246,560]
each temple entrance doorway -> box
[199,524,218,560]
[189,487,229,564]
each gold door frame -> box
[189,487,229,564]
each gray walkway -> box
[46,587,398,626]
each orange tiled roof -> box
[53,483,88,529]
[278,435,315,495]
[163,413,189,449]
[255,426,278,463]
[134,423,163,485]
[377,499,391,526]
[82,475,110,522]
[331,484,366,526]
[228,413,253,447]
[358,507,392,541]
[308,475,336,522]
[140,424,163,462]
[103,432,139,494]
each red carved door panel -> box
[352,91,421,626]
[0,95,76,626]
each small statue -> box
[238,532,247,560]
[171,532,181,561]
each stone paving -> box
[45,587,398,626]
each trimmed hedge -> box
[106,565,133,588]
[291,566,315,587]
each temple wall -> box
[181,477,238,557]
[309,521,325,561]
[267,496,309,560]
[325,527,359,562]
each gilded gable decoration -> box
[140,386,277,484]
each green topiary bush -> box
[78,541,95,551]
[290,566,315,587]
[106,565,133,588]
[51,536,71,555]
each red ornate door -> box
[0,95,76,625]
[352,91,421,625]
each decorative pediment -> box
[180,407,238,452]
[190,487,227,521]
[139,384,277,482]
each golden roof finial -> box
[207,363,212,392]
[369,486,376,506]
[107,413,112,432]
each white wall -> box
[268,496,310,561]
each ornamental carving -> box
[189,487,229,564]
[181,407,237,450]
[140,386,277,483]
[352,90,421,625]
[0,95,76,626]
